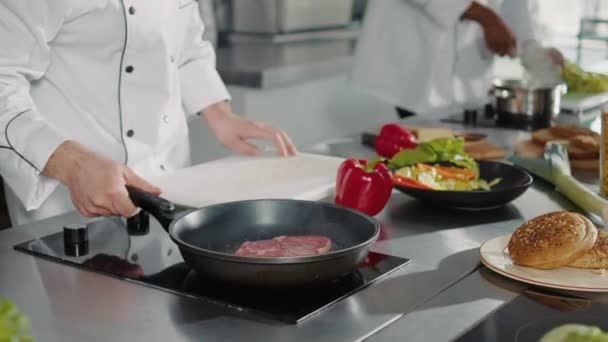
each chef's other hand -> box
[42,140,161,218]
[202,101,297,157]
[463,2,516,57]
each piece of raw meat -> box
[235,239,281,256]
[235,235,332,257]
[274,236,332,256]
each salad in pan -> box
[386,137,502,191]
[393,163,501,191]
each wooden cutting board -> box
[464,141,507,160]
[150,153,344,207]
[514,139,599,171]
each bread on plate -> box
[508,212,598,269]
[568,230,608,269]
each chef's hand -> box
[463,2,516,57]
[42,140,161,217]
[201,101,297,157]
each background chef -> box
[350,0,565,118]
[0,0,297,226]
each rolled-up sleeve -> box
[178,3,230,116]
[404,0,472,29]
[0,1,68,211]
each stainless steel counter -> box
[216,40,354,88]
[0,117,601,341]
[307,118,607,341]
[367,269,526,341]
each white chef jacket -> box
[350,0,540,115]
[0,0,231,225]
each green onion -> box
[553,169,608,221]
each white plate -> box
[480,234,608,292]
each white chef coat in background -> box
[198,0,218,46]
[350,0,541,115]
[0,0,231,225]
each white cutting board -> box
[150,153,345,207]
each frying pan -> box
[393,160,533,210]
[127,187,379,287]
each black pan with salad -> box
[385,137,502,192]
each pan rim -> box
[167,199,381,264]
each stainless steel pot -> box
[490,79,567,129]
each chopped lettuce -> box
[395,165,501,191]
[389,137,478,175]
[425,137,465,160]
[389,137,500,191]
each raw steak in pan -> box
[235,239,282,257]
[235,236,332,257]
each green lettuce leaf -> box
[425,137,466,160]
[388,137,504,190]
[389,137,468,168]
[388,144,437,168]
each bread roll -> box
[567,143,599,160]
[570,134,600,153]
[549,125,599,139]
[508,212,598,269]
[568,230,608,269]
[570,158,599,171]
[530,127,599,160]
[532,128,562,145]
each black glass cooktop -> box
[14,214,410,324]
[454,289,608,342]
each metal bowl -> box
[490,79,567,129]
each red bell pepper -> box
[374,123,417,158]
[334,159,393,216]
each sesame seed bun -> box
[568,230,608,269]
[508,212,598,269]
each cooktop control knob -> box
[63,223,89,257]
[127,211,150,236]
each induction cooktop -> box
[14,212,411,324]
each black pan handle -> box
[126,186,192,231]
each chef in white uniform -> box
[0,0,297,225]
[350,0,563,117]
